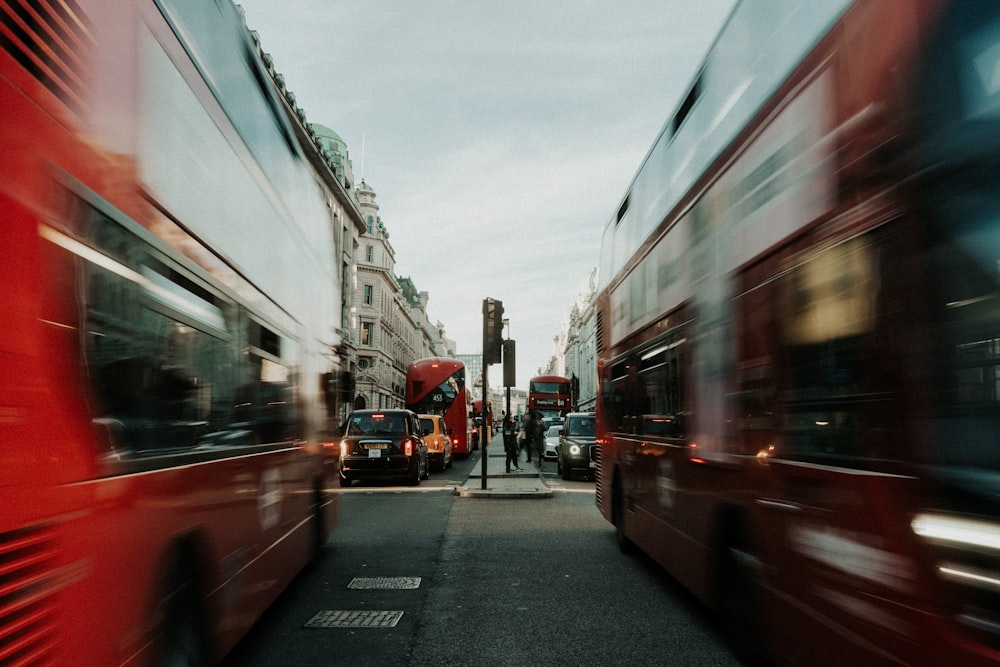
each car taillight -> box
[404,440,413,456]
[340,440,349,458]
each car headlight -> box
[570,444,581,456]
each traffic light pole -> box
[480,360,489,489]
[481,298,504,489]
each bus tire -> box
[715,524,764,665]
[155,545,209,667]
[612,471,635,554]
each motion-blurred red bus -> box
[405,357,474,457]
[527,375,572,420]
[0,0,340,663]
[595,1,1000,665]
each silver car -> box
[543,425,561,461]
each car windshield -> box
[419,417,435,434]
[546,426,561,437]
[347,414,406,436]
[567,417,595,437]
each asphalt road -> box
[220,454,741,666]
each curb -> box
[453,485,553,499]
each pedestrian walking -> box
[520,411,534,462]
[503,415,520,473]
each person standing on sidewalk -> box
[533,411,546,464]
[520,411,535,462]
[503,415,521,473]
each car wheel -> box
[560,457,572,481]
[339,475,352,488]
[409,461,420,486]
[422,456,430,479]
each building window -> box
[363,284,374,305]
[366,244,374,263]
[366,216,374,235]
[361,321,374,346]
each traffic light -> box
[482,298,504,364]
[502,339,515,386]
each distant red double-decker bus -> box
[1,0,338,663]
[527,375,572,419]
[406,358,474,456]
[595,1,1000,666]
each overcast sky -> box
[237,0,736,389]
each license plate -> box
[368,448,381,458]
[363,443,387,449]
[589,461,597,468]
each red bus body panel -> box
[1,1,336,664]
[406,357,473,455]
[595,1,1000,665]
[527,375,572,417]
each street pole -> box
[481,300,490,490]
[481,298,503,489]
[503,319,511,421]
[481,362,488,489]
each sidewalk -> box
[454,433,553,499]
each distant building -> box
[551,268,598,412]
[311,123,355,194]
[352,180,446,409]
[243,16,451,425]
[457,354,484,401]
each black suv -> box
[557,412,596,480]
[338,409,429,487]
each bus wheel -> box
[716,530,764,665]
[156,549,209,667]
[612,473,634,554]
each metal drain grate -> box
[305,610,404,628]
[347,576,421,590]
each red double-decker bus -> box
[1,0,339,663]
[405,357,474,457]
[527,375,572,420]
[595,1,1000,665]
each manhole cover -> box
[347,576,421,590]
[305,610,404,628]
